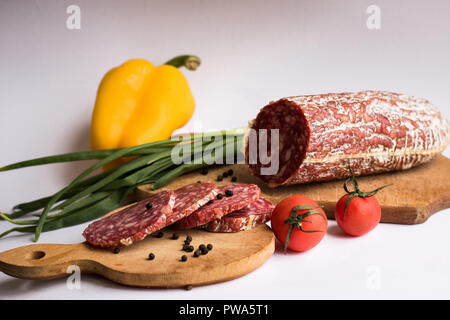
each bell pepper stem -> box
[164,55,201,71]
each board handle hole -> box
[31,251,46,260]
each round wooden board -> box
[0,224,274,288]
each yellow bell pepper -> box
[90,55,200,169]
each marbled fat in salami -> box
[174,184,261,229]
[167,182,218,225]
[201,197,275,233]
[246,91,450,186]
[83,190,176,248]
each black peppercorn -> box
[155,231,164,238]
[207,244,213,250]
[217,175,223,182]
[231,176,237,182]
[181,255,187,262]
[222,172,228,178]
[200,168,208,175]
[146,202,152,210]
[207,199,214,205]
[113,247,120,254]
[171,233,179,240]
[225,189,233,197]
[194,250,201,257]
[148,253,155,260]
[217,193,223,200]
[227,169,233,175]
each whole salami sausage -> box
[83,190,176,248]
[174,184,261,229]
[201,197,275,233]
[246,91,450,187]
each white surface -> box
[0,0,449,299]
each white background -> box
[0,0,449,299]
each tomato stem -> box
[343,167,392,217]
[283,205,326,253]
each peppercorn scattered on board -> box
[137,155,450,225]
[0,222,274,288]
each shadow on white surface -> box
[326,225,352,238]
[1,272,151,299]
[56,119,100,187]
[1,277,64,298]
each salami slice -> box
[174,184,261,229]
[246,91,450,186]
[83,190,176,248]
[201,197,275,233]
[167,182,218,225]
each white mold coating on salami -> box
[247,91,450,186]
[82,190,176,248]
[201,197,275,233]
[174,184,261,229]
[168,182,218,225]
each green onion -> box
[0,128,246,241]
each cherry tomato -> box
[334,194,381,236]
[271,195,327,252]
[334,167,391,236]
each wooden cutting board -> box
[0,224,274,288]
[137,155,450,225]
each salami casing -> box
[246,91,450,186]
[83,190,176,248]
[174,184,261,229]
[201,197,275,233]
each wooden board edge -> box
[320,190,450,225]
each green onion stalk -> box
[0,127,247,241]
